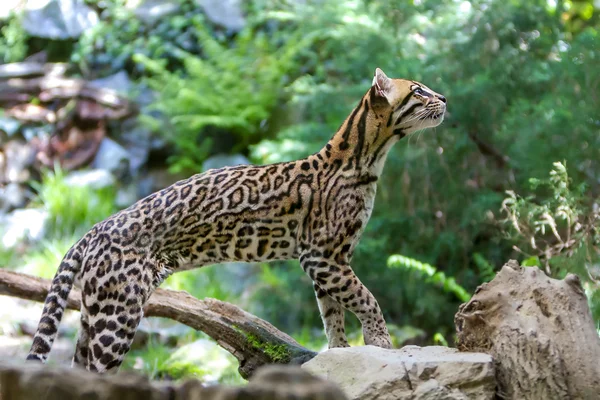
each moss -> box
[246,333,291,363]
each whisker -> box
[401,109,431,125]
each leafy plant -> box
[122,334,242,383]
[0,14,28,63]
[472,253,497,282]
[31,167,118,238]
[135,21,308,172]
[387,254,471,302]
[72,0,206,77]
[21,238,76,279]
[501,162,599,277]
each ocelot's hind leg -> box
[84,292,145,373]
[312,283,349,348]
[81,259,155,373]
[302,255,392,349]
[72,310,90,368]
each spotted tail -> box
[26,242,84,363]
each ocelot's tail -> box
[26,240,84,363]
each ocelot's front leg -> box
[312,282,349,348]
[301,255,392,349]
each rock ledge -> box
[303,345,495,400]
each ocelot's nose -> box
[438,95,447,104]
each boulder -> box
[0,208,48,248]
[91,137,131,178]
[22,0,99,39]
[0,141,35,184]
[89,71,133,95]
[133,0,180,26]
[302,345,496,400]
[0,183,30,216]
[64,168,115,190]
[0,0,25,20]
[196,0,246,32]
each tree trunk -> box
[455,260,600,399]
[0,269,316,378]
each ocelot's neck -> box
[315,89,400,178]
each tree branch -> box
[0,269,316,379]
[467,129,509,169]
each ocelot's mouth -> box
[431,111,444,120]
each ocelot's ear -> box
[372,68,392,101]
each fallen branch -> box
[0,269,316,379]
[0,76,137,113]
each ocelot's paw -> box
[328,340,350,349]
[365,335,393,349]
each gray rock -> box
[22,0,98,39]
[202,153,250,171]
[302,345,496,400]
[133,0,180,25]
[0,117,22,137]
[89,71,132,95]
[1,140,35,183]
[0,208,48,248]
[196,0,246,32]
[116,183,139,208]
[0,0,25,20]
[64,169,115,190]
[0,183,30,215]
[117,121,156,175]
[91,137,131,178]
[140,167,191,196]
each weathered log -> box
[0,76,136,113]
[0,361,347,400]
[0,269,316,378]
[455,260,600,399]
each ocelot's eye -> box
[413,87,425,95]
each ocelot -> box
[27,68,446,372]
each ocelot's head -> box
[372,68,446,136]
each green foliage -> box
[31,167,118,238]
[387,255,471,303]
[433,332,449,347]
[121,333,242,383]
[72,0,206,77]
[21,239,76,279]
[501,162,600,325]
[246,333,291,362]
[0,14,28,63]
[0,246,16,269]
[472,253,497,282]
[163,266,235,302]
[501,162,598,277]
[135,22,306,172]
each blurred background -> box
[0,0,598,383]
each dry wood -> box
[0,75,136,113]
[455,260,600,399]
[0,269,316,378]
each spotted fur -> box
[27,68,446,372]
